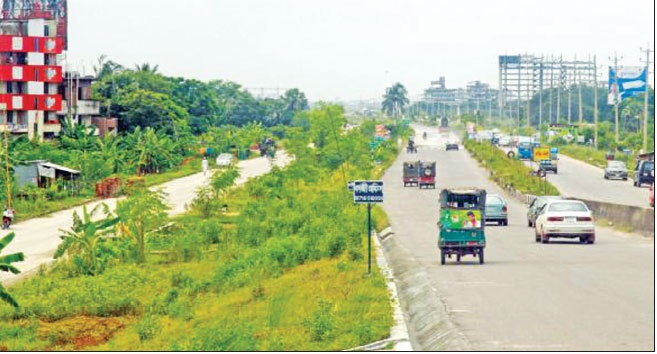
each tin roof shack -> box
[14,160,81,196]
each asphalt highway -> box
[380,127,654,351]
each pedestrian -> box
[202,156,209,176]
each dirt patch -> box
[38,315,126,350]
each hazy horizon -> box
[67,0,655,101]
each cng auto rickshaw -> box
[418,161,436,189]
[437,188,486,265]
[403,161,421,187]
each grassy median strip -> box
[464,139,560,196]
[558,145,636,178]
[0,109,403,351]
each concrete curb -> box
[376,228,471,351]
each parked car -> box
[534,200,595,244]
[527,196,563,227]
[446,142,459,151]
[485,194,508,225]
[633,160,654,187]
[216,153,233,167]
[604,160,628,180]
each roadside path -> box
[1,151,292,285]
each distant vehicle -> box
[216,153,233,167]
[485,194,508,225]
[539,159,558,174]
[498,136,512,147]
[527,196,563,227]
[517,142,533,160]
[534,200,595,244]
[633,160,654,187]
[446,142,459,151]
[406,138,417,153]
[439,117,450,133]
[604,160,628,180]
[490,137,500,146]
[419,161,436,189]
[402,161,420,187]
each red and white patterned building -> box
[0,0,67,140]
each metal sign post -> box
[353,180,384,274]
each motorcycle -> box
[2,216,11,230]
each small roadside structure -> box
[14,160,81,192]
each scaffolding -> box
[498,54,597,126]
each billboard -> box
[608,66,647,105]
[1,0,68,49]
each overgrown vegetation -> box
[0,105,406,350]
[464,139,560,196]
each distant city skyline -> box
[66,0,655,101]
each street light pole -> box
[641,44,653,152]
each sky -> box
[66,0,655,102]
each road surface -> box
[382,127,654,351]
[502,146,651,208]
[1,151,292,285]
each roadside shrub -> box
[136,315,162,341]
[303,298,335,342]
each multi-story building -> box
[0,1,67,140]
[57,72,118,137]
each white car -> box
[534,200,595,244]
[216,153,233,167]
[498,136,512,147]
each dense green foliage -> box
[0,105,406,350]
[464,139,560,196]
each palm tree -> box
[0,233,24,307]
[382,83,410,118]
[54,203,120,276]
[93,54,124,79]
[134,63,159,74]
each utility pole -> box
[539,59,543,129]
[640,44,653,152]
[612,53,620,143]
[549,56,553,124]
[566,57,577,125]
[578,59,583,124]
[556,57,561,124]
[594,55,599,149]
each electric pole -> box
[612,53,621,143]
[578,58,583,124]
[640,44,653,152]
[594,55,599,149]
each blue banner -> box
[608,66,647,105]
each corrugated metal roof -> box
[39,162,80,175]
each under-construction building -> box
[498,54,597,126]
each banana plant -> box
[54,203,120,276]
[0,232,25,307]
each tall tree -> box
[382,83,409,118]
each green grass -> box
[464,139,560,196]
[10,157,202,223]
[559,145,636,178]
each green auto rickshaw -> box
[437,188,487,265]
